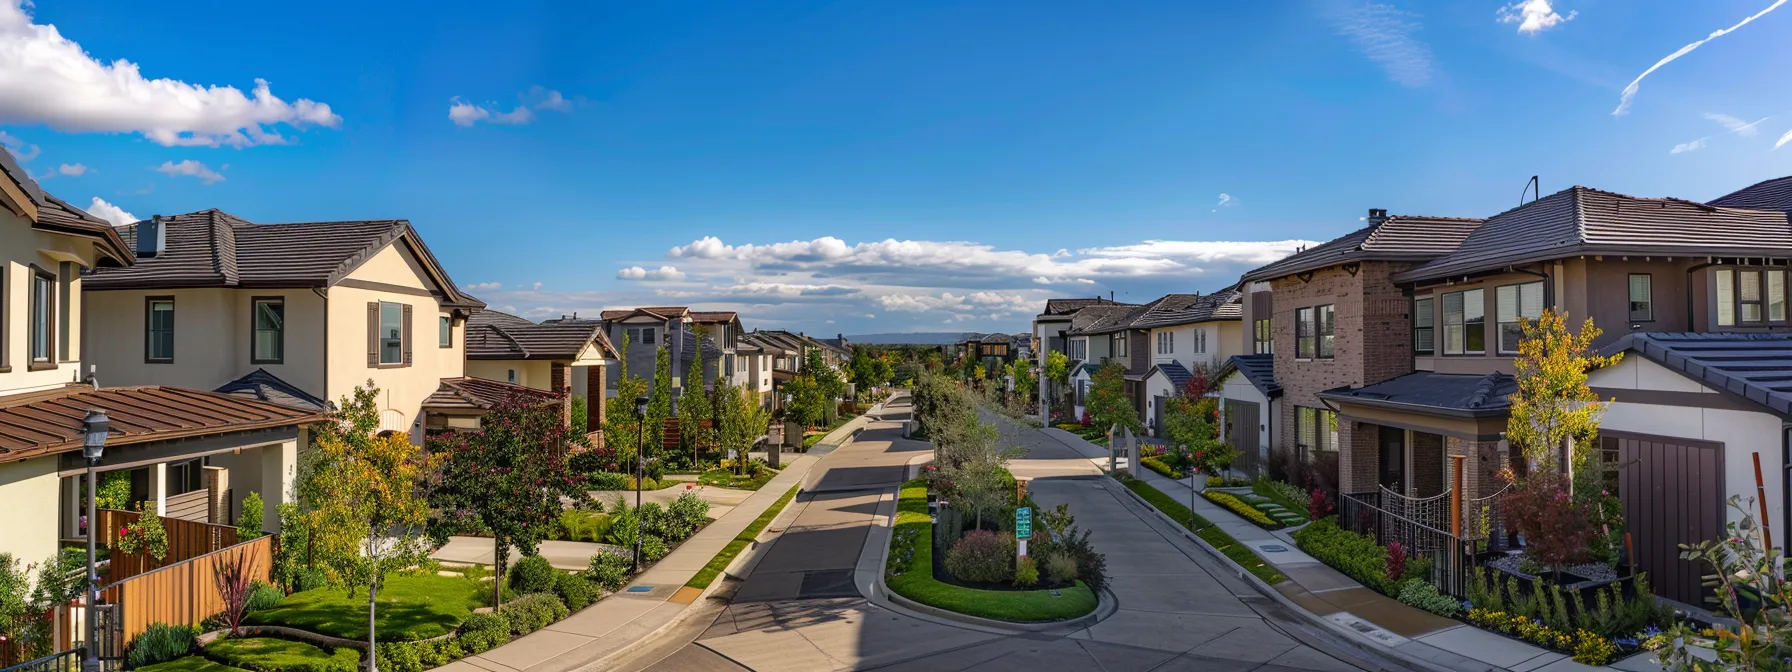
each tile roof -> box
[213,369,327,412]
[1709,176,1792,212]
[689,311,739,324]
[1130,289,1243,329]
[740,331,801,354]
[0,384,323,461]
[1318,371,1516,418]
[980,333,1012,344]
[1222,354,1280,398]
[86,210,482,307]
[1066,306,1137,336]
[423,377,560,412]
[1603,332,1792,416]
[1040,298,1133,317]
[0,145,132,266]
[465,310,615,361]
[599,307,691,321]
[1145,361,1193,389]
[1398,186,1792,283]
[1241,214,1484,283]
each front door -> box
[1226,400,1262,476]
[1378,426,1405,491]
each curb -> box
[1108,478,1451,672]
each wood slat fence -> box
[99,536,272,645]
[94,509,240,583]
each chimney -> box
[1367,208,1388,227]
[137,214,167,258]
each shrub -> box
[587,471,630,490]
[666,492,710,540]
[1013,556,1039,588]
[457,612,512,654]
[1307,488,1334,521]
[508,555,557,594]
[126,622,195,669]
[205,638,358,672]
[292,567,329,593]
[238,492,265,539]
[586,552,633,592]
[1140,456,1183,480]
[1042,551,1078,587]
[1404,556,1434,586]
[1396,580,1459,617]
[244,581,284,613]
[1502,471,1595,567]
[499,592,569,636]
[943,530,1015,584]
[641,535,670,563]
[1291,517,1392,594]
[377,640,423,672]
[637,502,671,540]
[555,573,596,611]
[1572,630,1617,666]
[553,510,612,542]
[418,638,465,668]
[1385,541,1407,583]
[1202,491,1280,528]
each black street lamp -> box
[82,409,109,672]
[632,395,649,573]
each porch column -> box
[586,363,606,447]
[1338,419,1378,495]
[149,462,168,515]
[64,475,82,538]
[551,362,572,429]
[204,466,230,526]
[261,437,298,533]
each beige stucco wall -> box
[326,243,464,432]
[0,457,61,566]
[86,288,330,395]
[1,207,96,394]
[466,359,552,389]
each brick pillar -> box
[1339,420,1378,495]
[586,363,606,448]
[1412,432,1445,497]
[551,362,572,429]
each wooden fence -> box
[99,536,272,645]
[94,509,240,583]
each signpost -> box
[1015,506,1032,557]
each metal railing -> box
[0,648,96,672]
[1340,490,1476,597]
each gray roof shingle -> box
[1066,306,1138,336]
[1040,298,1133,317]
[214,369,327,412]
[1241,214,1484,283]
[1130,289,1243,329]
[1603,332,1792,416]
[1398,186,1792,283]
[1223,354,1280,398]
[1709,176,1792,212]
[465,310,614,361]
[0,145,133,266]
[1318,371,1516,418]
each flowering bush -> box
[115,505,169,562]
[943,530,1015,584]
[1500,470,1594,567]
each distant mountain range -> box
[846,332,986,345]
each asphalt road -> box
[612,396,1387,672]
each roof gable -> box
[1241,214,1483,283]
[465,310,613,361]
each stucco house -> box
[1032,297,1133,418]
[462,309,617,436]
[82,209,484,443]
[1128,290,1244,437]
[0,149,321,566]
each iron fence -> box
[0,647,100,672]
[1340,490,1476,597]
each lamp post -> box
[632,395,649,573]
[82,409,109,672]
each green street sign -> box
[1015,506,1032,540]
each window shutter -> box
[402,304,414,366]
[367,302,379,367]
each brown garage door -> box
[1612,433,1724,606]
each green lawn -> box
[204,638,360,672]
[1250,479,1311,524]
[1114,474,1285,585]
[886,479,1099,623]
[697,467,778,491]
[138,657,251,672]
[243,575,484,641]
[686,485,800,589]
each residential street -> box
[613,397,1391,672]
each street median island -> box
[883,478,1098,623]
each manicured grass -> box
[886,479,1099,623]
[1115,475,1286,585]
[1202,490,1284,530]
[698,467,778,490]
[243,575,484,641]
[204,638,360,672]
[138,656,252,672]
[686,485,801,589]
[1250,479,1311,525]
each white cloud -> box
[0,130,37,161]
[0,2,338,147]
[466,282,502,291]
[57,163,87,176]
[448,87,573,127]
[1670,138,1707,154]
[616,265,687,281]
[155,159,226,184]
[1331,1,1435,88]
[1212,193,1235,213]
[1776,128,1792,150]
[85,196,135,226]
[1497,0,1576,35]
[1706,112,1768,138]
[1612,0,1787,116]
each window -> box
[507,369,517,384]
[1069,338,1086,361]
[1193,328,1207,354]
[1296,406,1338,453]
[379,301,405,365]
[252,298,284,364]
[1296,307,1314,359]
[439,315,452,348]
[1114,333,1128,358]
[1253,319,1272,354]
[1317,305,1335,359]
[1717,269,1735,326]
[1156,331,1173,355]
[1774,273,1788,322]
[1442,289,1485,355]
[1413,297,1434,355]
[146,298,174,362]
[30,270,53,363]
[641,328,655,345]
[166,458,206,496]
[1627,274,1653,322]
[1741,270,1764,323]
[1496,282,1545,354]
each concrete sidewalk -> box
[430,404,885,672]
[1033,426,1654,672]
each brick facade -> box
[1412,432,1445,497]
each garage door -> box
[1612,433,1724,606]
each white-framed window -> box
[30,269,53,363]
[1629,274,1653,322]
[1192,328,1207,354]
[1114,333,1128,358]
[1155,331,1174,355]
[1442,289,1485,355]
[1496,281,1545,354]
[1296,406,1338,452]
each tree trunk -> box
[492,541,508,609]
[367,526,380,672]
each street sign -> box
[1015,506,1032,540]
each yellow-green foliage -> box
[1202,491,1280,529]
[1507,309,1620,467]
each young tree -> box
[0,553,28,653]
[297,383,438,670]
[783,375,828,428]
[645,344,673,458]
[1507,309,1621,472]
[873,355,895,387]
[805,348,845,402]
[430,395,587,607]
[1085,362,1140,434]
[603,334,649,468]
[681,325,715,459]
[720,384,772,472]
[849,347,880,399]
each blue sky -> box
[3,0,1790,334]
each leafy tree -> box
[681,325,715,456]
[646,344,673,458]
[873,355,895,387]
[849,347,881,398]
[1008,359,1035,403]
[1085,362,1140,434]
[1507,309,1620,472]
[430,395,586,607]
[1044,351,1069,387]
[297,382,438,669]
[570,395,589,437]
[783,375,828,428]
[603,334,649,469]
[0,553,27,652]
[237,491,265,539]
[805,347,845,402]
[720,383,772,473]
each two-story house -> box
[1032,297,1133,418]
[83,210,484,448]
[1063,305,1136,421]
[595,307,732,406]
[462,309,617,436]
[1217,281,1280,476]
[1237,209,1485,494]
[1131,289,1244,438]
[0,151,320,565]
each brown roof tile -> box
[1241,214,1484,283]
[424,377,560,411]
[0,384,323,461]
[465,310,614,360]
